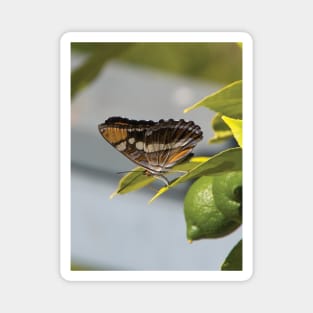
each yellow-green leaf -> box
[111,147,241,203]
[110,168,154,198]
[209,113,233,143]
[221,116,242,147]
[110,156,208,198]
[184,80,242,118]
[149,147,242,203]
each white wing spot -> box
[128,137,135,144]
[146,144,155,153]
[116,141,127,151]
[136,141,144,150]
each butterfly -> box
[98,117,203,185]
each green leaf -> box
[149,147,242,203]
[184,80,242,118]
[71,43,133,99]
[110,157,209,198]
[209,113,233,143]
[110,168,155,198]
[222,116,243,147]
[212,171,242,223]
[111,148,242,203]
[221,240,242,271]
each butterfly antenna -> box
[116,170,144,175]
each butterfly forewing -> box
[98,117,156,171]
[144,119,203,170]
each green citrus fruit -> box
[184,176,241,241]
[212,171,242,223]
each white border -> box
[60,32,253,281]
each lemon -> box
[184,175,241,241]
[213,171,242,223]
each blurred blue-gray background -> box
[71,43,242,270]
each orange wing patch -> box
[167,147,192,164]
[102,127,128,144]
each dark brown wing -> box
[98,117,156,170]
[143,119,203,172]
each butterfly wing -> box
[143,119,203,172]
[98,117,156,171]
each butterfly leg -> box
[165,169,188,174]
[153,174,169,186]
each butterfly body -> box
[98,117,203,184]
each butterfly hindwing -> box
[144,119,203,170]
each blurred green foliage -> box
[118,43,242,83]
[71,262,118,271]
[71,42,242,98]
[71,43,134,98]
